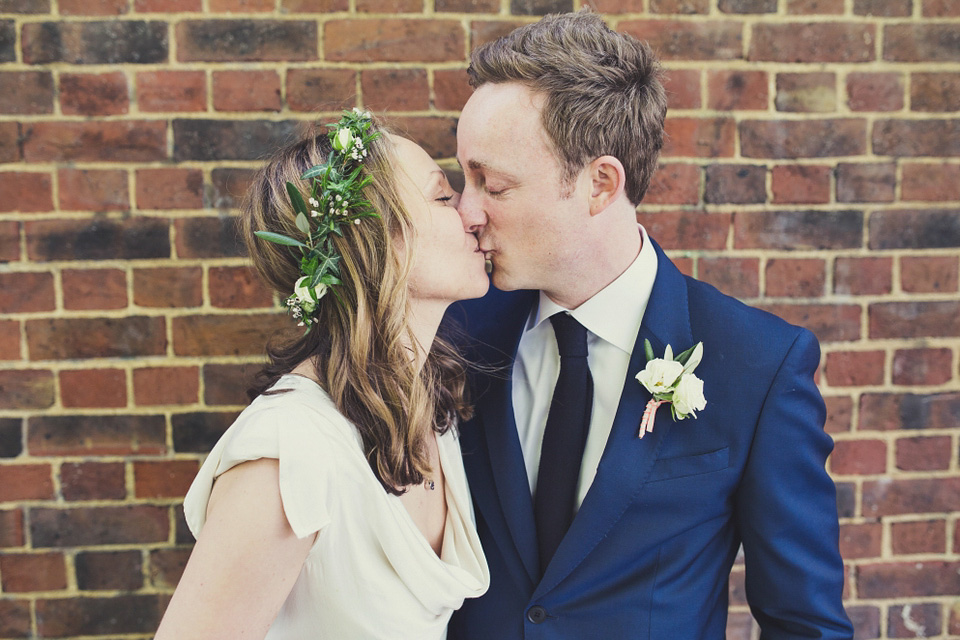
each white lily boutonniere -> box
[635,340,706,438]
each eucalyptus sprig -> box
[254,109,382,328]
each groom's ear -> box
[587,155,627,217]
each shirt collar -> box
[531,225,658,354]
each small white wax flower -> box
[354,219,361,225]
[308,197,319,207]
[636,358,684,395]
[310,209,320,218]
[333,128,354,152]
[673,373,707,418]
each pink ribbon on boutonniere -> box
[635,340,707,439]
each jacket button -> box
[527,605,547,624]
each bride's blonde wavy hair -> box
[240,122,472,495]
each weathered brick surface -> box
[0,6,955,639]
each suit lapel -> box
[534,239,695,597]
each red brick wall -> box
[0,1,958,638]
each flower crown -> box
[255,108,382,328]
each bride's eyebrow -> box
[422,169,447,192]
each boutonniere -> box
[634,340,707,438]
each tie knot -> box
[550,313,588,359]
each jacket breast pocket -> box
[646,447,729,483]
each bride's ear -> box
[587,156,627,217]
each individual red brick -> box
[26,218,170,262]
[27,317,166,360]
[28,415,166,457]
[846,72,905,112]
[0,418,20,458]
[770,165,831,204]
[924,0,960,16]
[846,607,881,638]
[388,116,458,159]
[859,392,960,431]
[786,0,842,12]
[704,164,766,204]
[0,71,54,114]
[0,272,55,313]
[735,210,862,250]
[871,209,960,250]
[23,121,167,163]
[173,313,291,356]
[0,171,53,213]
[901,162,960,201]
[699,258,759,299]
[888,603,942,637]
[830,439,886,475]
[209,168,256,209]
[0,320,20,361]
[873,119,960,156]
[0,0,50,12]
[891,520,945,555]
[836,162,895,203]
[662,117,735,158]
[0,220,18,263]
[209,266,273,309]
[76,550,143,591]
[135,0,202,9]
[282,0,348,9]
[0,553,66,592]
[634,211,730,250]
[870,301,960,339]
[824,350,884,387]
[172,411,238,453]
[137,70,206,112]
[177,20,317,62]
[134,460,200,498]
[673,257,694,277]
[59,72,129,116]
[901,256,959,293]
[756,303,861,343]
[510,0,572,15]
[174,216,245,259]
[470,20,528,49]
[823,396,852,433]
[859,562,960,598]
[0,599,30,636]
[59,369,127,409]
[134,366,199,406]
[30,505,169,547]
[719,0,775,11]
[643,163,700,205]
[619,20,743,61]
[60,462,126,501]
[286,68,355,112]
[750,23,875,62]
[0,508,24,547]
[0,122,20,163]
[34,594,167,636]
[358,0,420,11]
[765,258,825,298]
[173,119,300,162]
[911,72,960,113]
[893,348,953,386]
[23,20,167,64]
[432,69,471,111]
[896,436,952,471]
[57,169,129,213]
[60,0,128,13]
[209,0,273,9]
[149,548,190,589]
[649,0,708,12]
[0,464,54,501]
[838,522,881,559]
[662,68,700,110]
[213,70,281,112]
[855,0,911,14]
[325,19,464,63]
[863,478,960,517]
[885,25,960,62]
[775,72,835,113]
[740,119,866,158]
[706,70,767,111]
[204,363,256,406]
[133,267,203,308]
[0,370,54,410]
[62,268,128,311]
[361,69,429,112]
[135,168,203,210]
[834,257,892,296]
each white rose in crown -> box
[332,127,355,152]
[634,340,706,438]
[293,275,327,314]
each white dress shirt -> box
[512,225,658,508]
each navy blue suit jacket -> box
[447,240,852,639]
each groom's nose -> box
[457,184,486,233]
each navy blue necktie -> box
[534,313,594,576]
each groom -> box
[447,11,852,639]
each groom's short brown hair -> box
[467,10,667,205]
